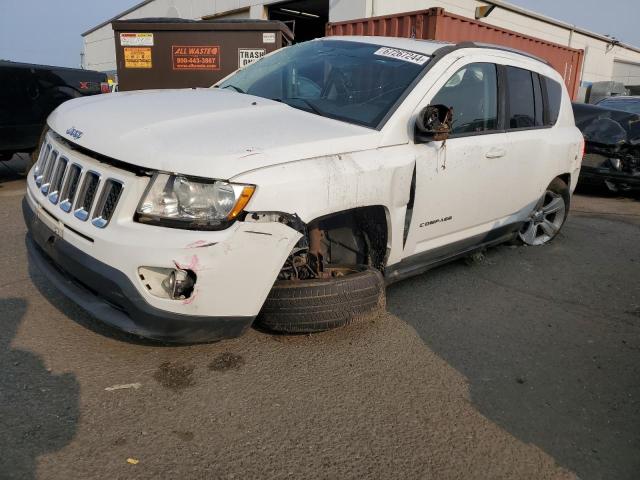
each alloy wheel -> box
[519,190,566,246]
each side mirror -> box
[415,104,453,143]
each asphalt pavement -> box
[1,155,638,480]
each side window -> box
[505,66,542,129]
[430,63,498,134]
[544,77,562,126]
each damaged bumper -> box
[579,151,640,192]
[23,195,301,343]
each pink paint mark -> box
[186,240,208,249]
[173,254,200,272]
[182,288,198,305]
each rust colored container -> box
[327,8,583,99]
[113,18,293,91]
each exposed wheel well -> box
[557,173,571,187]
[307,206,389,271]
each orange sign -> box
[172,45,220,71]
[124,47,152,69]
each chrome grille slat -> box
[35,145,53,187]
[40,151,59,194]
[48,157,68,204]
[91,180,123,228]
[33,142,51,182]
[73,171,100,221]
[59,164,82,213]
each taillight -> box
[580,137,586,159]
[100,82,110,94]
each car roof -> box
[323,36,452,55]
[322,36,550,66]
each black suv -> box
[0,60,108,161]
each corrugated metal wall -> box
[326,7,584,99]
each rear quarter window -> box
[544,77,563,126]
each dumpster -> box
[112,18,294,91]
[326,7,584,100]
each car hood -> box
[48,88,380,180]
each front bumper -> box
[24,198,255,343]
[23,190,303,343]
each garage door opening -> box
[268,0,328,43]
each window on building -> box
[430,62,498,134]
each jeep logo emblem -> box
[66,127,83,140]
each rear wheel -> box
[518,178,569,246]
[258,265,385,334]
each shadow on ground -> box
[387,215,640,480]
[0,298,80,479]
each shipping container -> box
[113,18,293,91]
[326,7,583,99]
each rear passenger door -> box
[501,65,552,216]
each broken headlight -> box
[135,173,255,230]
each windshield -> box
[597,98,640,115]
[218,40,430,129]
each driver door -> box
[403,61,514,259]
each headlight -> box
[135,173,255,230]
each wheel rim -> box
[519,190,566,246]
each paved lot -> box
[1,155,639,480]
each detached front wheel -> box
[518,178,570,246]
[258,265,385,334]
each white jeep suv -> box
[23,37,584,342]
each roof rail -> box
[453,41,552,66]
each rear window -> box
[544,77,563,125]
[597,98,640,115]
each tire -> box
[518,178,570,246]
[258,265,386,334]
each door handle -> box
[485,148,506,159]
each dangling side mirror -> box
[415,104,453,143]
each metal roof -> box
[82,0,155,37]
[81,0,640,55]
[485,0,640,54]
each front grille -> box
[34,134,126,228]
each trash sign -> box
[172,45,221,71]
[238,48,266,68]
[124,47,152,68]
[120,33,154,46]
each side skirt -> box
[384,222,524,285]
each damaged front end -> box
[573,102,640,192]
[245,206,388,282]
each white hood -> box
[48,88,380,180]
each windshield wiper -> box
[274,97,325,117]
[221,84,246,94]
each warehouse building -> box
[82,0,640,100]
